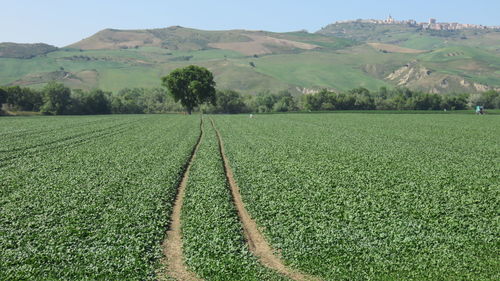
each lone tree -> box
[161,65,216,114]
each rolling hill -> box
[1,22,499,94]
[0,43,58,59]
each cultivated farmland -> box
[180,117,287,280]
[214,113,499,280]
[0,115,200,280]
[1,113,498,280]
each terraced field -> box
[1,113,498,280]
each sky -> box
[1,0,499,47]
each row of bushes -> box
[205,87,500,113]
[0,83,184,115]
[1,83,499,115]
[302,87,471,111]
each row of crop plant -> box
[0,115,199,280]
[213,113,499,280]
[2,113,498,280]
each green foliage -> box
[272,91,298,112]
[440,94,468,110]
[205,89,249,114]
[181,118,287,280]
[69,89,112,114]
[40,82,72,115]
[303,89,374,110]
[0,85,186,115]
[0,87,5,105]
[2,83,493,115]
[162,65,216,114]
[214,113,500,280]
[0,115,200,280]
[3,86,43,111]
[302,88,471,111]
[252,90,300,113]
[254,91,279,112]
[141,88,184,113]
[474,90,500,108]
[110,88,146,114]
[107,88,184,114]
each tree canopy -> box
[0,87,6,105]
[1,83,498,116]
[40,82,71,115]
[161,65,216,114]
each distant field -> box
[1,113,498,280]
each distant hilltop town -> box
[335,16,500,30]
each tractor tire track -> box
[209,117,320,281]
[158,117,204,281]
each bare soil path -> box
[158,118,204,281]
[209,117,321,281]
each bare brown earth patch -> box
[158,120,204,281]
[209,117,321,281]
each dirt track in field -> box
[158,119,204,281]
[210,117,320,281]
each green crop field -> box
[213,113,499,280]
[181,117,286,280]
[1,113,499,280]
[0,115,200,280]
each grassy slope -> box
[247,46,413,91]
[0,26,498,93]
[2,44,498,93]
[417,46,500,86]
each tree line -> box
[1,84,499,115]
[204,87,500,113]
[0,82,184,115]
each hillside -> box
[0,43,58,59]
[0,24,499,94]
[68,26,354,54]
[317,21,500,51]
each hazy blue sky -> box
[1,0,498,46]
